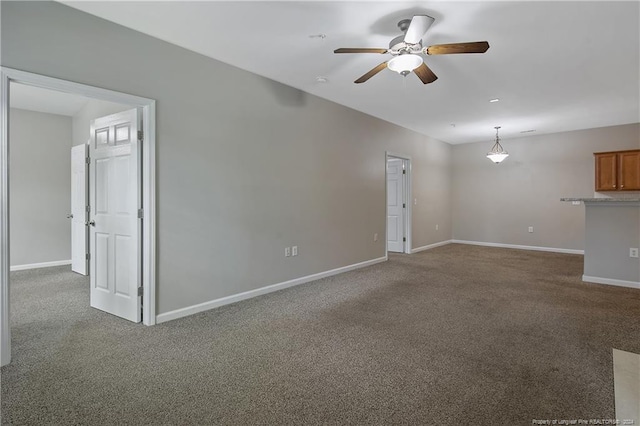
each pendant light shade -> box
[486,126,509,163]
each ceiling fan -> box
[334,15,489,84]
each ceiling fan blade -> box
[404,15,435,44]
[413,63,438,84]
[334,48,388,54]
[355,62,388,84]
[426,41,490,55]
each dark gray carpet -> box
[2,244,639,425]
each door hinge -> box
[85,253,90,260]
[403,237,406,242]
[402,169,406,174]
[403,203,406,208]
[137,286,143,297]
[137,130,143,141]
[86,205,91,213]
[137,209,144,219]
[85,156,90,164]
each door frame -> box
[385,152,412,256]
[1,67,157,366]
[71,143,88,275]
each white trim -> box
[141,100,156,326]
[157,256,388,324]
[582,275,640,289]
[386,151,412,161]
[0,68,10,367]
[2,68,154,106]
[451,240,584,255]
[403,158,412,254]
[1,67,157,366]
[411,240,452,253]
[10,260,71,271]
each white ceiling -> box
[62,1,640,144]
[10,83,90,117]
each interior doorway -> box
[386,153,412,254]
[1,67,157,366]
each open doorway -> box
[1,68,157,366]
[386,153,412,254]
[9,83,132,274]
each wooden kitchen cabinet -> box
[594,149,640,191]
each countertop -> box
[561,197,640,203]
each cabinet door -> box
[618,151,640,190]
[595,153,618,191]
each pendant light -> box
[486,126,509,163]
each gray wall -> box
[72,99,132,148]
[452,123,640,251]
[1,1,452,314]
[9,108,72,266]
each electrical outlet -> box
[630,248,639,258]
[285,247,291,257]
[435,224,439,231]
[528,226,534,233]
[414,198,418,205]
[374,233,378,242]
[572,201,581,205]
[292,246,298,256]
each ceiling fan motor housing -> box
[388,35,423,55]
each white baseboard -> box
[582,275,640,289]
[10,260,72,271]
[451,240,584,255]
[156,256,388,324]
[411,240,453,253]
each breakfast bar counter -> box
[561,198,640,288]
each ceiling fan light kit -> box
[333,14,489,84]
[486,126,509,164]
[387,54,423,75]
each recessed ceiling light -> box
[489,98,500,103]
[520,129,536,133]
[316,76,329,83]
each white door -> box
[89,109,141,322]
[71,144,88,275]
[387,158,405,253]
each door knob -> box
[89,221,95,227]
[67,214,73,219]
